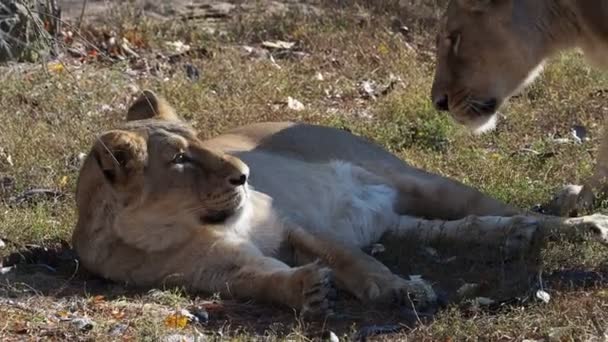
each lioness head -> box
[74,90,250,253]
[431,0,547,133]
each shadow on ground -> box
[1,237,606,339]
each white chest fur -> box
[230,157,401,253]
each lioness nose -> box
[433,94,449,111]
[228,173,247,186]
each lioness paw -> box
[294,261,335,318]
[387,276,437,310]
[360,273,437,310]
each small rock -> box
[287,97,305,111]
[0,148,13,168]
[165,40,191,54]
[359,80,377,99]
[322,330,339,342]
[370,243,385,256]
[189,306,209,324]
[423,246,439,259]
[70,317,94,331]
[315,72,324,81]
[571,125,589,143]
[0,239,5,249]
[456,283,480,299]
[473,297,495,306]
[165,334,195,342]
[536,289,551,303]
[184,63,200,81]
[353,325,402,340]
[0,176,15,192]
[9,188,65,206]
[547,327,570,341]
[0,266,14,275]
[241,45,270,59]
[108,323,128,336]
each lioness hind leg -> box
[286,225,437,309]
[386,172,520,220]
[391,213,608,253]
[392,215,543,259]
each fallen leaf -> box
[597,290,608,298]
[59,175,68,188]
[164,313,189,329]
[90,295,105,305]
[11,321,28,334]
[56,311,72,321]
[47,62,65,73]
[262,40,295,50]
[111,309,126,319]
[0,147,14,167]
[165,41,191,54]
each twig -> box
[77,0,88,32]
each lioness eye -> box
[449,33,461,55]
[172,153,189,164]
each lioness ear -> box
[126,90,180,122]
[457,0,509,12]
[93,130,147,185]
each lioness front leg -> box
[200,243,334,317]
[286,225,437,309]
[544,129,608,217]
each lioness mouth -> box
[201,209,236,224]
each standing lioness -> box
[72,90,608,316]
[431,0,608,216]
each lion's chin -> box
[455,112,498,135]
[200,191,248,225]
[471,113,498,135]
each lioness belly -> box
[244,152,400,248]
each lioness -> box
[72,90,608,316]
[431,0,608,216]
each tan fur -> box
[73,90,608,315]
[431,0,608,214]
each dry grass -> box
[1,1,608,340]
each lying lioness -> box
[72,90,608,316]
[431,0,608,216]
